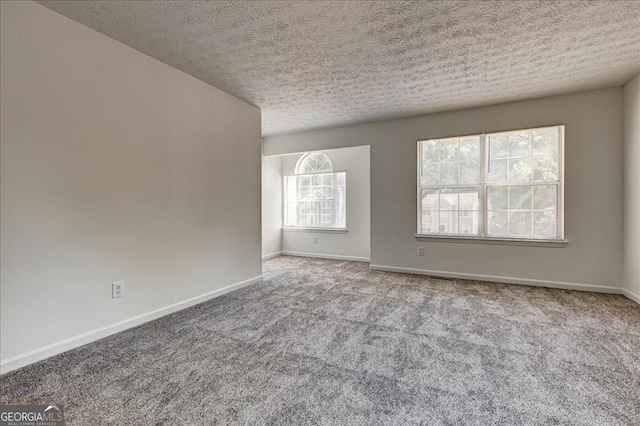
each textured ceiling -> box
[39,1,640,136]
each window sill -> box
[414,234,568,247]
[284,227,348,234]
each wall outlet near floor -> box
[417,247,424,256]
[313,236,318,244]
[112,281,124,298]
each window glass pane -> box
[532,126,559,180]
[462,210,479,234]
[488,127,559,184]
[420,189,438,234]
[534,185,556,210]
[459,136,480,161]
[490,133,509,158]
[288,171,345,228]
[487,186,508,211]
[422,189,439,211]
[460,161,479,184]
[299,186,310,199]
[420,189,439,234]
[456,188,479,235]
[532,185,558,238]
[509,211,532,236]
[296,152,333,173]
[487,186,511,236]
[421,188,478,235]
[421,163,439,187]
[509,157,531,182]
[533,156,558,181]
[533,127,559,158]
[420,136,480,185]
[459,136,480,184]
[440,189,458,209]
[509,130,532,157]
[487,184,558,238]
[509,186,532,210]
[487,158,507,183]
[438,210,455,234]
[423,140,439,163]
[487,211,508,235]
[533,211,557,237]
[438,138,458,162]
[440,162,458,185]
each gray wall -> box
[262,154,283,258]
[624,74,640,301]
[265,88,624,291]
[1,1,262,365]
[282,146,370,261]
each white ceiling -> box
[39,1,640,136]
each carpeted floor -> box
[1,256,639,425]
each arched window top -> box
[295,152,333,174]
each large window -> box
[285,152,346,229]
[418,125,564,240]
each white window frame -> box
[416,125,567,247]
[283,153,347,233]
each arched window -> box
[285,152,346,229]
[295,152,333,174]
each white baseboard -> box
[262,251,282,261]
[283,251,370,263]
[0,275,263,375]
[622,287,640,305]
[369,264,622,294]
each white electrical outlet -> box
[417,247,424,256]
[112,281,124,298]
[313,236,318,244]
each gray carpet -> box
[1,256,639,425]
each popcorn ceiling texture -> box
[1,256,639,424]
[38,1,640,136]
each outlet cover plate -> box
[112,281,124,298]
